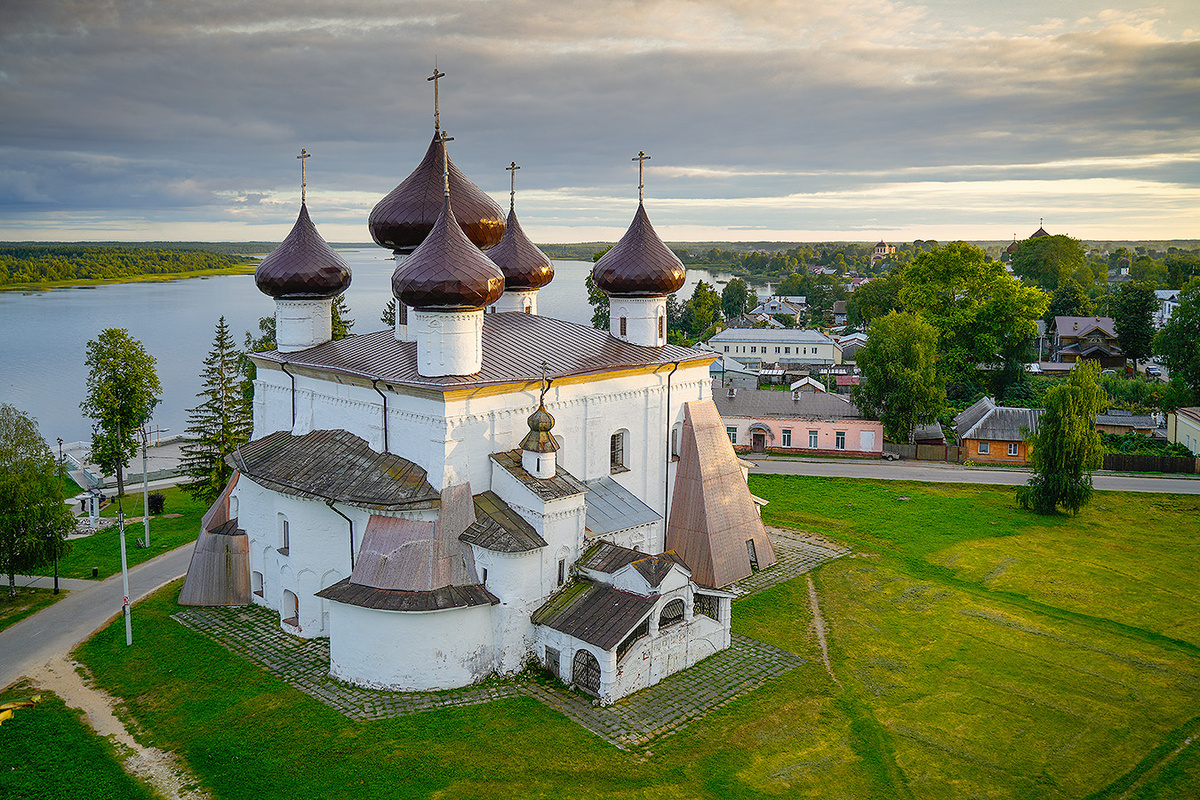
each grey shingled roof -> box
[584,476,661,536]
[491,450,587,501]
[712,383,864,421]
[315,579,498,612]
[1053,316,1118,338]
[577,541,688,587]
[227,429,439,511]
[460,491,547,552]
[531,579,656,651]
[252,314,712,392]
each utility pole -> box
[140,426,150,549]
[117,420,131,646]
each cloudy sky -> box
[1,0,1198,244]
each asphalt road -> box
[747,455,1200,494]
[0,543,194,690]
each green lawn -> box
[0,587,67,634]
[0,687,156,800]
[67,476,1200,799]
[44,486,204,580]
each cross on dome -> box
[506,161,521,212]
[428,63,446,134]
[297,148,310,203]
[439,129,455,198]
[633,150,650,203]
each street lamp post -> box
[53,437,63,595]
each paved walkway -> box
[172,530,844,749]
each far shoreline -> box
[0,263,260,293]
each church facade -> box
[181,97,774,703]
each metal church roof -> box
[592,203,686,296]
[531,579,656,651]
[584,476,661,536]
[255,203,352,299]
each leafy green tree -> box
[721,278,754,320]
[1166,254,1200,288]
[381,299,397,326]
[585,273,609,330]
[1017,361,1107,515]
[851,312,944,443]
[899,242,1047,396]
[1,404,75,598]
[179,318,253,504]
[680,281,722,339]
[1155,280,1200,403]
[1044,279,1094,324]
[1112,281,1157,371]
[846,273,902,327]
[80,329,163,500]
[1010,235,1089,291]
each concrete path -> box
[747,455,1200,494]
[0,543,194,691]
[9,574,102,592]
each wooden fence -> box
[1101,453,1199,474]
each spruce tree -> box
[181,317,252,504]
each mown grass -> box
[44,486,204,579]
[0,686,155,800]
[0,587,66,634]
[64,476,1200,799]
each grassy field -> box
[2,264,257,292]
[67,476,1200,799]
[42,486,204,580]
[0,686,155,799]
[0,587,67,634]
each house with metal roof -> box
[705,327,842,370]
[180,85,767,702]
[1049,316,1125,370]
[954,397,1043,464]
[713,382,883,457]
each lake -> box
[0,249,739,445]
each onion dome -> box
[255,203,352,298]
[592,203,686,296]
[1031,225,1050,238]
[369,134,506,253]
[486,207,554,290]
[393,194,505,309]
[520,404,559,453]
[1006,237,1019,254]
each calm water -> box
[0,250,737,445]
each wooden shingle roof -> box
[531,579,656,651]
[460,491,547,552]
[227,429,439,511]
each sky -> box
[1,0,1198,244]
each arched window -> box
[572,649,601,696]
[619,316,628,337]
[610,430,627,473]
[282,589,299,628]
[659,598,685,629]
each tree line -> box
[0,245,254,286]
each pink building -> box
[712,382,883,457]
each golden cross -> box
[506,161,520,211]
[439,129,454,198]
[297,148,310,203]
[428,63,446,134]
[632,150,650,203]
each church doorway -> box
[572,649,601,696]
[752,432,766,452]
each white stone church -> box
[180,107,775,704]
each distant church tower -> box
[487,161,554,314]
[392,131,505,377]
[592,151,686,347]
[254,149,352,353]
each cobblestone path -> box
[172,530,846,748]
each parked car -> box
[1146,365,1161,376]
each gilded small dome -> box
[392,195,505,309]
[255,204,352,299]
[592,203,686,297]
[486,207,554,290]
[369,134,506,253]
[520,404,559,454]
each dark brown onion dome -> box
[1006,240,1019,253]
[1030,226,1050,238]
[393,195,505,309]
[592,203,686,296]
[255,203,352,299]
[486,207,554,290]
[520,405,559,453]
[369,134,506,253]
